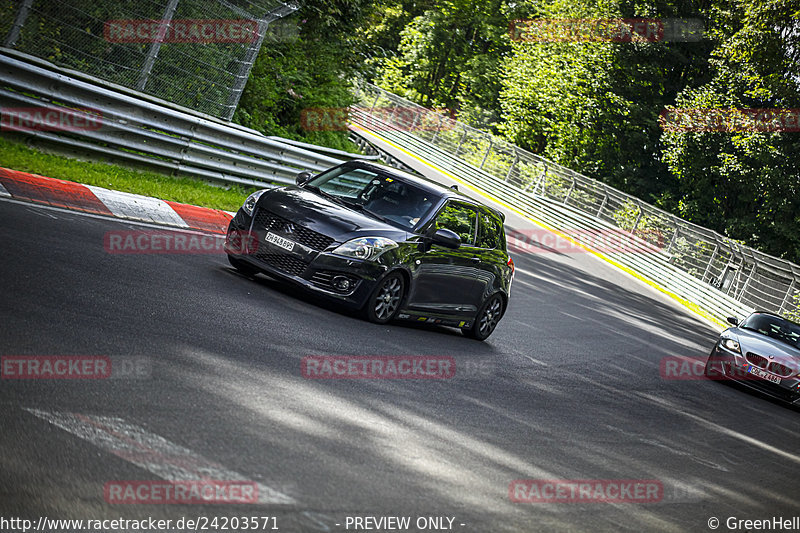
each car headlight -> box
[721,338,741,353]
[333,237,398,261]
[242,190,266,216]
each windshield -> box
[740,313,800,349]
[306,166,436,230]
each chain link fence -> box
[354,82,800,320]
[2,0,297,119]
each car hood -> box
[729,327,800,364]
[255,186,410,243]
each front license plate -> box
[265,232,295,252]
[745,364,782,384]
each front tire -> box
[364,272,405,324]
[463,294,504,341]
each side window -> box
[476,211,504,249]
[435,202,477,245]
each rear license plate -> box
[265,232,295,252]
[745,364,782,384]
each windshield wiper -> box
[340,199,391,224]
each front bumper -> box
[224,213,387,310]
[708,343,800,404]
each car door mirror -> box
[431,228,461,249]
[295,171,312,186]
[726,316,739,326]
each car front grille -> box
[745,352,794,377]
[746,352,768,369]
[253,209,335,251]
[253,252,308,277]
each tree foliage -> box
[661,0,800,261]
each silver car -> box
[706,312,800,404]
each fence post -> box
[778,279,796,315]
[505,154,519,182]
[224,3,298,120]
[563,176,575,204]
[454,127,468,156]
[369,92,380,114]
[631,201,644,232]
[479,136,493,169]
[4,0,34,48]
[596,186,608,217]
[738,261,757,304]
[136,0,181,92]
[531,164,547,194]
[701,245,719,283]
[430,113,444,144]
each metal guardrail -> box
[0,52,373,189]
[349,83,800,324]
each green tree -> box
[661,0,800,261]
[233,0,376,151]
[372,0,516,127]
[498,0,714,202]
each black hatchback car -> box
[224,160,514,340]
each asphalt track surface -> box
[2,196,800,533]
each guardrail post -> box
[136,0,181,92]
[4,0,34,48]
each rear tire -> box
[364,272,405,324]
[227,254,259,277]
[463,294,504,341]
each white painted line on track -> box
[24,408,295,504]
[0,182,10,197]
[85,185,189,227]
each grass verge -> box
[0,135,258,212]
